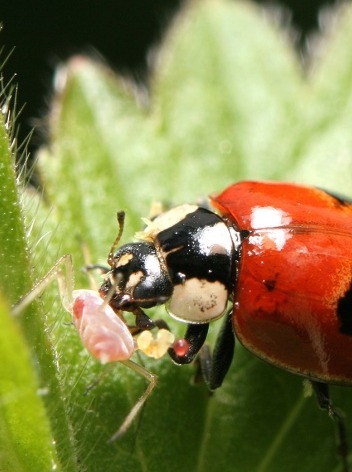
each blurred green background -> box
[0,0,335,153]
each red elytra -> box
[211,181,352,384]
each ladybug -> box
[99,181,352,470]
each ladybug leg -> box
[168,323,209,364]
[167,309,235,391]
[133,306,157,330]
[129,319,171,336]
[311,381,350,472]
[198,309,235,390]
[132,307,174,332]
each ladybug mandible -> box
[99,181,352,470]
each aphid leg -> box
[83,364,115,396]
[108,359,157,442]
[311,381,350,472]
[85,264,110,274]
[12,254,74,316]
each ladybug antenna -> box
[107,211,125,267]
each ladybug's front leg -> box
[168,309,235,391]
[311,381,350,472]
[168,323,209,364]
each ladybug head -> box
[99,241,173,312]
[99,205,237,327]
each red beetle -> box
[100,181,352,470]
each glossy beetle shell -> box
[211,181,352,384]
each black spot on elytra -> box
[240,229,250,239]
[264,279,277,292]
[337,282,352,336]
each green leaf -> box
[8,1,352,471]
[0,85,64,470]
[0,294,60,471]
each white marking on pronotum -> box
[168,278,228,323]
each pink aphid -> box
[71,289,134,364]
[11,254,168,440]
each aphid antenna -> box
[107,211,125,268]
[80,240,100,291]
[12,254,74,316]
